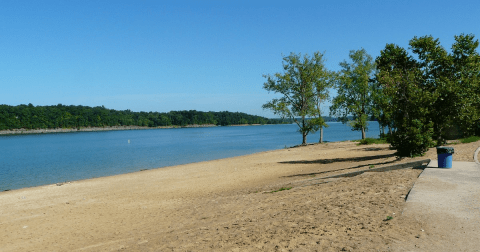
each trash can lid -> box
[436,146,454,154]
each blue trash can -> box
[437,146,454,168]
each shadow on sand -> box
[281,153,399,178]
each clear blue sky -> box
[1,0,479,118]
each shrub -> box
[358,138,388,145]
[460,136,480,144]
[390,119,435,157]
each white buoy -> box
[128,139,131,144]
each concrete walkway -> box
[400,160,480,251]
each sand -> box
[1,140,479,251]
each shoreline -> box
[0,142,422,251]
[0,124,218,135]
[1,139,329,193]
[0,124,275,135]
[0,124,292,135]
[1,141,478,251]
[0,143,286,193]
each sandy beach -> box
[1,140,478,251]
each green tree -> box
[407,34,480,143]
[376,43,435,156]
[409,35,454,144]
[330,48,376,139]
[451,34,480,136]
[375,34,480,157]
[262,52,327,145]
[370,77,391,136]
[312,66,335,143]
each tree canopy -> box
[375,34,480,156]
[330,48,376,139]
[376,43,435,156]
[262,52,332,145]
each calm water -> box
[0,122,381,191]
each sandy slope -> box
[1,141,478,251]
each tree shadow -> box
[280,154,398,178]
[363,147,391,151]
[280,154,395,165]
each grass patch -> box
[460,136,480,144]
[355,138,388,145]
[268,187,292,193]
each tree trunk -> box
[379,125,384,138]
[362,127,366,139]
[319,127,323,143]
[301,117,307,145]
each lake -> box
[0,122,381,191]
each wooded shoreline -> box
[0,124,269,135]
[0,124,216,135]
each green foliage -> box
[375,34,480,156]
[460,136,480,144]
[269,116,338,124]
[390,119,435,157]
[313,63,336,143]
[451,34,480,136]
[376,43,436,157]
[409,34,480,142]
[0,104,275,130]
[330,48,376,139]
[357,137,387,145]
[409,36,455,144]
[263,52,332,145]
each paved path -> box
[399,160,480,251]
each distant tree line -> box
[0,104,285,130]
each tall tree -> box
[312,68,335,143]
[262,52,330,145]
[330,48,376,139]
[370,77,391,136]
[376,43,435,156]
[409,35,454,144]
[409,34,480,143]
[375,34,480,156]
[451,34,480,136]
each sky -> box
[1,0,479,118]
